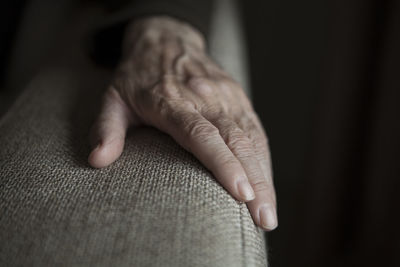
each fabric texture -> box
[0,0,266,266]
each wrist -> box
[122,16,206,57]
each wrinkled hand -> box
[88,17,277,230]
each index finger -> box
[157,101,256,202]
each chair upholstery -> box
[0,0,267,266]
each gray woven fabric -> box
[0,1,267,266]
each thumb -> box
[88,87,137,168]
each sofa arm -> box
[0,0,267,266]
[0,69,267,267]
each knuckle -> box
[226,132,248,147]
[218,154,239,168]
[257,134,269,148]
[177,99,197,111]
[188,76,209,88]
[185,120,219,140]
[163,100,197,122]
[202,104,224,119]
[188,77,214,97]
[225,132,253,153]
[245,123,268,146]
[158,76,180,98]
[155,97,172,118]
[250,179,270,193]
[249,131,268,147]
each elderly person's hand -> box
[88,16,277,231]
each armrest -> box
[0,0,267,266]
[0,68,266,266]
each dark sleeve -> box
[89,0,214,67]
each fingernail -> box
[237,180,255,201]
[259,206,277,230]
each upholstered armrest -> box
[0,69,266,267]
[0,0,267,266]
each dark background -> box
[244,0,400,266]
[243,1,328,266]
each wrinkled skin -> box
[88,17,277,230]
